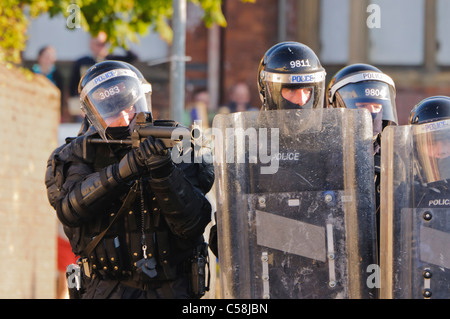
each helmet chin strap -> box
[105,126,131,140]
[105,114,137,140]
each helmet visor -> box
[281,86,313,106]
[261,70,326,110]
[80,69,151,140]
[335,81,397,124]
[414,120,450,183]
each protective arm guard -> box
[57,151,142,227]
[150,165,213,241]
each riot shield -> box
[380,120,450,299]
[212,108,377,299]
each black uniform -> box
[45,127,214,299]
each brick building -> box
[182,0,450,125]
[23,0,450,125]
[0,65,60,298]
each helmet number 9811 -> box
[290,59,311,68]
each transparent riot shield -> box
[380,120,450,299]
[212,108,377,299]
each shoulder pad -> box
[59,135,96,164]
[45,143,67,209]
[44,134,97,209]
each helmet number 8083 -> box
[290,59,311,68]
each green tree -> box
[0,0,53,63]
[0,0,242,64]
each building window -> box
[368,0,425,66]
[319,0,350,64]
[437,0,450,66]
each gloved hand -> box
[116,136,173,181]
[134,136,171,168]
[135,136,174,177]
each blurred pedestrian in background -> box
[218,82,257,114]
[184,87,210,128]
[31,45,69,122]
[68,31,138,121]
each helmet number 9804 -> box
[290,59,311,68]
[365,88,386,97]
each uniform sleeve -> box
[51,138,129,227]
[149,158,214,241]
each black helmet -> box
[79,60,152,141]
[409,95,450,124]
[409,96,450,184]
[257,42,326,110]
[327,63,398,132]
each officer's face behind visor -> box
[80,69,151,141]
[335,81,397,124]
[415,123,450,184]
[355,102,382,114]
[261,69,325,110]
[281,86,312,107]
[105,105,136,127]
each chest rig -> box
[78,142,181,283]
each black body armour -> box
[45,127,214,293]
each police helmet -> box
[327,63,398,131]
[79,60,152,141]
[409,95,450,124]
[409,96,450,184]
[258,42,326,110]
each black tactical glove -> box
[135,136,174,177]
[116,136,174,181]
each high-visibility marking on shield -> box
[341,195,353,202]
[288,199,300,206]
[420,226,450,269]
[326,223,337,288]
[255,210,326,262]
[261,252,270,299]
[423,268,431,299]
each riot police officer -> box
[327,63,398,170]
[212,42,377,298]
[327,63,398,254]
[45,60,214,299]
[255,41,331,193]
[409,95,450,207]
[379,96,450,299]
[258,41,326,110]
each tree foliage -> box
[0,0,53,63]
[0,0,241,64]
